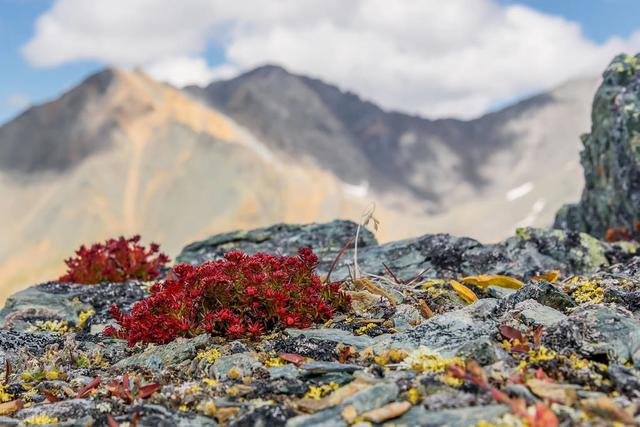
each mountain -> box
[0,68,428,300]
[0,65,599,300]
[187,65,598,213]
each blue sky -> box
[1,0,640,124]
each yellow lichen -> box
[406,387,421,404]
[402,347,463,373]
[203,378,218,387]
[355,323,377,335]
[28,319,70,334]
[0,385,13,402]
[263,356,287,367]
[304,382,340,400]
[24,415,60,425]
[517,346,557,371]
[76,309,95,329]
[178,404,188,412]
[374,349,408,366]
[196,348,221,363]
[569,280,605,304]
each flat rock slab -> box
[114,334,211,370]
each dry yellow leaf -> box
[0,399,23,416]
[526,379,577,405]
[532,270,561,283]
[461,275,524,290]
[361,401,412,423]
[449,280,478,304]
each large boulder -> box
[555,53,640,239]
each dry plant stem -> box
[353,202,379,280]
[325,238,354,283]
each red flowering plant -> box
[104,247,351,345]
[59,235,170,284]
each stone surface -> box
[114,334,211,370]
[555,54,640,239]
[544,306,640,367]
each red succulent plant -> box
[59,235,170,284]
[105,247,351,345]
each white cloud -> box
[21,0,640,118]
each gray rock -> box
[212,352,262,380]
[544,306,640,367]
[285,328,375,351]
[607,364,640,396]
[392,304,423,330]
[125,404,218,427]
[0,280,149,330]
[177,220,376,270]
[268,364,302,380]
[286,382,399,427]
[487,285,517,299]
[555,53,640,240]
[0,330,64,363]
[299,361,361,375]
[388,404,509,427]
[377,299,499,356]
[177,220,623,285]
[113,334,210,370]
[515,299,567,327]
[16,398,96,423]
[500,280,575,312]
[456,337,504,366]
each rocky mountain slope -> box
[0,53,639,426]
[0,64,598,299]
[188,65,597,223]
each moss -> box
[515,227,531,241]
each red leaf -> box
[138,383,160,399]
[533,326,544,349]
[533,402,559,427]
[42,389,61,402]
[107,415,120,427]
[76,376,101,398]
[490,389,513,405]
[499,325,524,342]
[277,352,307,366]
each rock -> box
[269,365,302,380]
[212,353,262,380]
[177,220,377,269]
[376,299,499,355]
[391,304,424,330]
[178,221,623,284]
[0,280,148,330]
[607,364,640,396]
[299,362,361,375]
[286,382,399,427]
[487,285,517,299]
[455,337,504,366]
[544,306,640,367]
[514,300,567,327]
[15,399,96,424]
[124,404,218,427]
[231,404,296,427]
[388,404,509,427]
[114,334,210,370]
[285,328,375,351]
[269,335,338,361]
[555,53,640,240]
[0,330,63,363]
[500,280,575,312]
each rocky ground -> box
[0,220,640,426]
[1,54,640,427]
